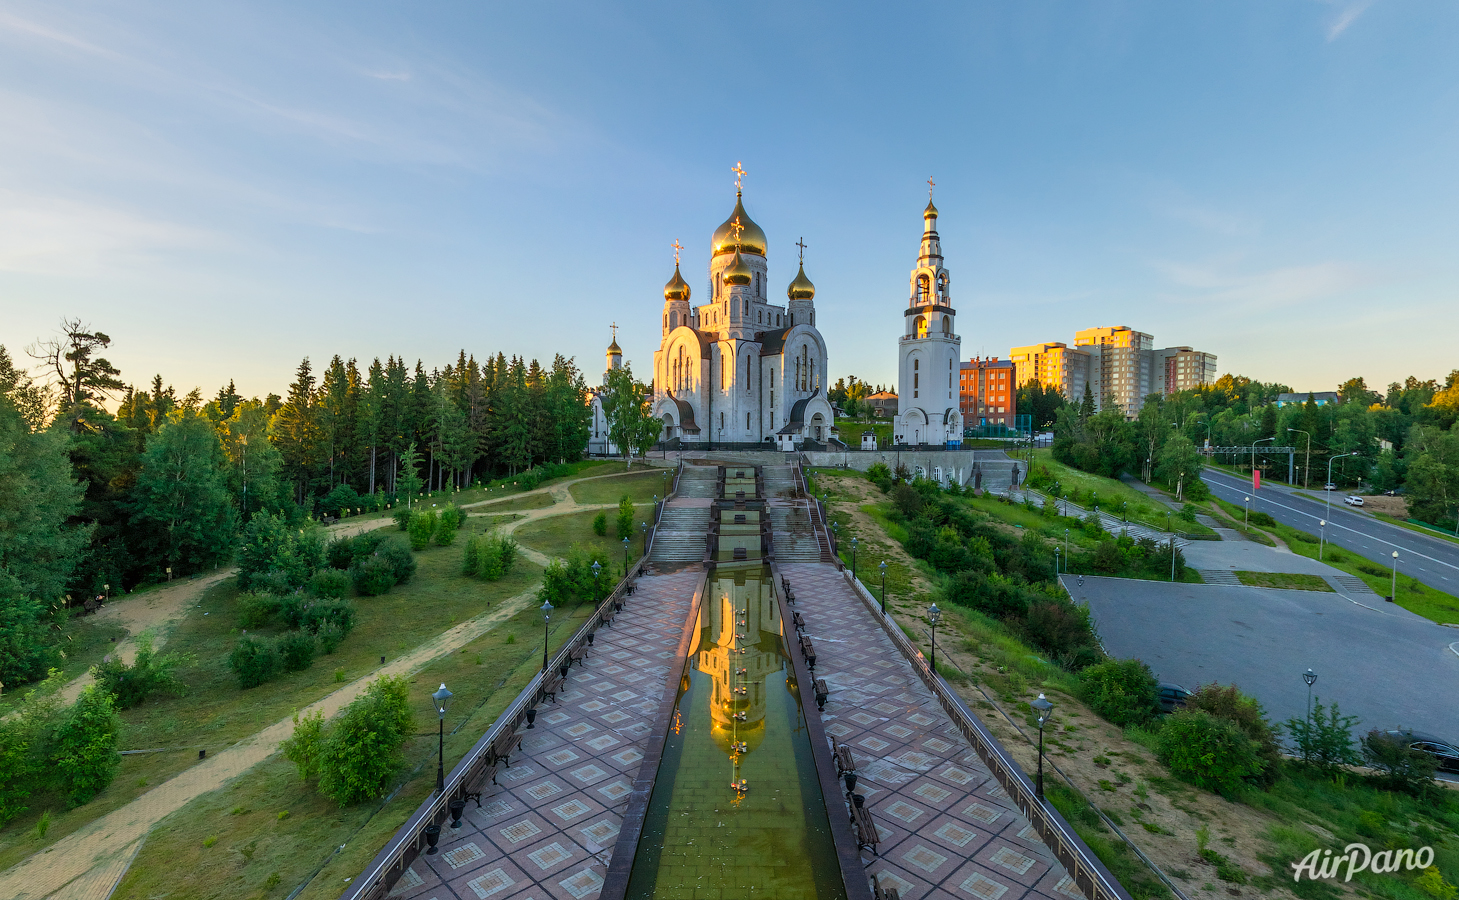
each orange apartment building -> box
[959,357,1016,427]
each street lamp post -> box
[927,603,941,673]
[432,684,454,794]
[1064,528,1069,561]
[642,521,648,557]
[622,536,630,576]
[1244,495,1250,529]
[1303,668,1316,722]
[591,559,602,600]
[1288,428,1312,489]
[1318,520,1326,560]
[540,599,553,671]
[1054,545,1061,575]
[850,536,858,580]
[1252,435,1274,476]
[1031,693,1054,800]
[1325,452,1358,520]
[878,561,888,615]
[1390,550,1399,601]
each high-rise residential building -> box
[1074,326,1154,418]
[1151,347,1219,396]
[958,357,1016,428]
[1009,342,1092,401]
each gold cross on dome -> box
[927,176,935,198]
[732,161,747,192]
[671,239,683,265]
[796,237,807,264]
[610,322,618,344]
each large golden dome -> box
[787,263,815,300]
[924,198,939,219]
[663,264,691,302]
[711,193,768,257]
[723,248,753,286]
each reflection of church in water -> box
[688,568,785,766]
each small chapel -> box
[650,167,837,450]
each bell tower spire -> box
[894,185,963,449]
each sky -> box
[1,1,1457,402]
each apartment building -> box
[1074,326,1154,418]
[1008,342,1092,401]
[958,357,1016,427]
[1152,347,1219,396]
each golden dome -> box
[663,264,691,302]
[723,248,753,286]
[787,263,815,300]
[711,193,768,257]
[924,198,939,219]
[607,339,621,354]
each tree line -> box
[0,320,595,689]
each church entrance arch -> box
[810,412,825,441]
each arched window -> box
[917,274,930,302]
[915,316,927,338]
[671,311,678,329]
[743,298,749,317]
[745,355,751,393]
[941,316,950,334]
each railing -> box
[837,570,1135,900]
[340,470,682,900]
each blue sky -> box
[2,1,1456,401]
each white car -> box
[1323,483,1338,491]
[1344,496,1364,507]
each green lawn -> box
[466,492,554,513]
[567,469,673,505]
[513,507,650,566]
[1234,571,1334,592]
[0,515,542,870]
[1372,511,1459,546]
[1028,451,1214,535]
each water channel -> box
[625,471,845,899]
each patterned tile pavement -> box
[387,567,701,900]
[780,563,1086,900]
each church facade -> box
[651,183,837,450]
[893,197,963,447]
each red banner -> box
[1253,469,1261,491]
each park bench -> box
[323,515,339,525]
[792,612,806,632]
[461,753,499,804]
[872,878,901,900]
[799,634,817,670]
[490,729,522,768]
[568,646,587,667]
[850,798,880,856]
[541,671,566,703]
[81,597,103,616]
[833,739,857,777]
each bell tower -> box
[894,180,963,447]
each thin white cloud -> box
[1152,258,1367,308]
[1325,0,1374,41]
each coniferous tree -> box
[129,410,238,576]
[274,359,320,505]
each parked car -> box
[1379,730,1459,774]
[1345,496,1364,507]
[1158,682,1190,714]
[1323,483,1337,491]
[1384,488,1405,497]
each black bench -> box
[792,612,806,632]
[851,798,880,856]
[833,739,857,777]
[568,646,587,667]
[490,729,522,768]
[872,877,901,899]
[799,634,817,670]
[542,672,565,703]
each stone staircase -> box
[677,465,719,499]
[1331,575,1379,596]
[768,503,825,562]
[651,503,712,564]
[763,466,798,498]
[1198,569,1243,586]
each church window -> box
[915,316,927,338]
[721,354,725,387]
[942,316,950,334]
[914,359,919,370]
[671,311,678,329]
[744,298,749,317]
[776,314,781,326]
[794,358,800,391]
[917,274,930,302]
[746,412,751,431]
[758,309,762,324]
[720,412,724,430]
[746,355,752,392]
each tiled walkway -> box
[780,563,1084,900]
[388,568,701,900]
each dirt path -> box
[0,584,542,900]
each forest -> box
[0,321,596,689]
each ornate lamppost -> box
[540,599,553,671]
[1032,693,1054,800]
[850,536,858,580]
[1303,668,1316,722]
[432,683,454,794]
[878,561,888,615]
[927,603,941,673]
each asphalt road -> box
[1201,468,1459,600]
[1073,576,1459,744]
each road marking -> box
[1203,473,1459,575]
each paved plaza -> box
[782,563,1083,900]
[1071,575,1459,738]
[387,568,700,900]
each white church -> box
[649,173,838,450]
[892,195,963,448]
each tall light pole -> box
[850,536,858,580]
[1318,520,1327,560]
[1170,532,1177,582]
[1054,545,1061,575]
[878,561,888,615]
[622,536,630,576]
[1303,668,1316,723]
[432,684,454,794]
[1390,550,1399,601]
[1032,693,1054,800]
[592,559,602,599]
[1244,495,1250,529]
[1288,428,1311,489]
[1325,452,1358,521]
[540,598,553,671]
[927,603,941,674]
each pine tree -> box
[396,442,424,509]
[274,359,320,505]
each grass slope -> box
[567,469,672,505]
[1030,451,1215,536]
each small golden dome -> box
[711,193,768,257]
[787,263,815,300]
[723,248,753,286]
[663,264,691,302]
[924,198,939,219]
[607,339,622,354]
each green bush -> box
[316,621,348,655]
[278,631,316,673]
[592,511,608,536]
[91,637,190,710]
[1249,511,1276,527]
[1283,699,1360,776]
[309,569,351,599]
[408,510,437,549]
[615,496,635,540]
[281,710,325,781]
[316,675,415,805]
[247,570,293,597]
[237,592,282,629]
[375,536,417,583]
[320,484,360,518]
[351,556,397,596]
[302,598,357,636]
[1091,540,1123,573]
[230,635,282,688]
[1079,658,1160,727]
[392,507,411,531]
[1184,683,1281,788]
[1361,729,1438,796]
[461,535,481,575]
[1156,709,1262,797]
[49,685,122,808]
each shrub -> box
[461,535,481,575]
[91,636,190,709]
[49,685,121,808]
[1021,601,1100,669]
[316,622,348,655]
[1249,511,1276,528]
[1184,684,1280,788]
[1283,699,1360,776]
[316,675,415,805]
[615,496,635,540]
[309,569,351,599]
[282,710,325,781]
[302,598,357,636]
[1179,503,1200,522]
[592,511,608,536]
[237,592,282,629]
[279,631,317,673]
[408,510,436,550]
[320,484,360,518]
[392,507,412,531]
[891,483,924,519]
[1361,730,1438,796]
[434,506,461,546]
[351,556,397,596]
[375,536,417,583]
[1156,709,1263,797]
[1091,540,1123,573]
[276,594,308,630]
[230,635,282,688]
[1080,658,1160,727]
[247,570,293,598]
[1183,479,1211,502]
